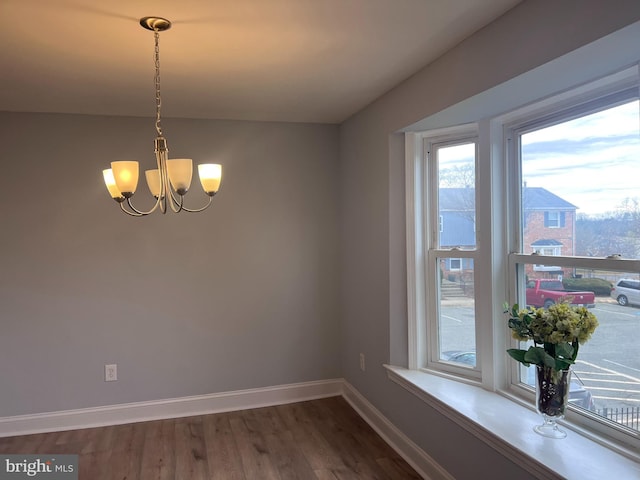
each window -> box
[434,137,478,371]
[406,126,480,375]
[617,280,640,290]
[544,211,564,228]
[508,89,640,442]
[406,67,640,452]
[448,258,462,271]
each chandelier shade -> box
[145,169,161,197]
[102,17,222,216]
[103,169,123,200]
[111,161,139,197]
[198,164,223,193]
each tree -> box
[576,197,640,259]
[439,164,474,188]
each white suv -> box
[610,279,640,307]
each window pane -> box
[437,142,476,248]
[517,262,640,433]
[520,100,640,257]
[438,258,476,367]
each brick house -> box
[440,187,577,280]
[522,187,577,279]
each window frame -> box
[406,124,483,379]
[503,85,640,447]
[406,66,640,453]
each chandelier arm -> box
[126,197,146,215]
[153,136,171,215]
[171,190,184,212]
[124,196,163,216]
[168,191,185,213]
[119,202,144,217]
[180,195,215,213]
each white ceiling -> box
[0,0,521,124]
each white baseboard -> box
[0,378,343,438]
[0,378,451,480]
[342,381,454,480]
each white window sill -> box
[385,365,640,480]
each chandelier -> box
[102,17,222,216]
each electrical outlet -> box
[105,364,117,382]
[359,353,365,371]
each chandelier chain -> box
[154,30,163,136]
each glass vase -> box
[534,365,571,438]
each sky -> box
[521,100,640,215]
[438,99,640,216]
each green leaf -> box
[524,347,556,368]
[543,342,556,358]
[555,342,574,359]
[571,339,580,361]
[506,349,530,366]
[508,318,522,331]
[555,359,573,371]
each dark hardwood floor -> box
[0,396,422,479]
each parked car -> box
[441,350,477,367]
[526,279,595,309]
[442,350,595,410]
[610,279,640,307]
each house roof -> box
[523,187,577,210]
[439,187,577,210]
[439,188,475,211]
[531,239,564,246]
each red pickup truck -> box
[526,280,596,309]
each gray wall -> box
[339,1,640,479]
[0,112,340,416]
